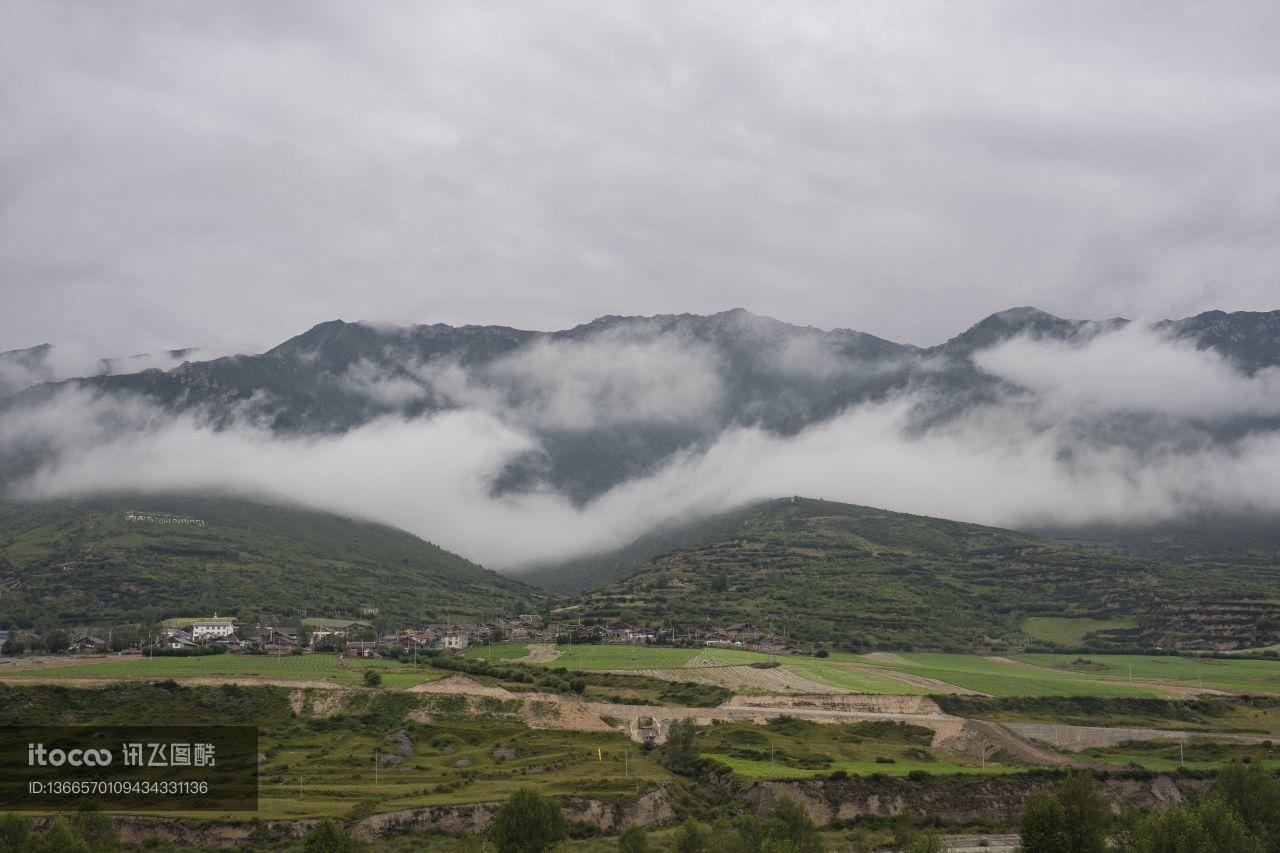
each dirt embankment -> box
[724,694,944,715]
[739,773,1210,827]
[406,674,515,699]
[93,791,674,845]
[351,790,672,840]
[1009,722,1277,751]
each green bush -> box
[490,788,568,853]
[302,819,362,852]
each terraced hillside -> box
[563,498,1280,651]
[0,493,536,625]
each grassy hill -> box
[0,493,537,627]
[561,498,1280,651]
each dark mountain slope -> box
[0,493,537,627]
[562,498,1280,652]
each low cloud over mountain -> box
[2,307,1279,569]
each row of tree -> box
[1021,761,1280,852]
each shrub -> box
[617,825,649,853]
[490,788,568,853]
[302,819,362,852]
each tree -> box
[46,629,71,654]
[1021,789,1070,853]
[1057,772,1110,853]
[662,718,701,775]
[1120,797,1260,853]
[362,669,382,688]
[617,825,650,853]
[302,819,361,853]
[1,636,20,656]
[490,788,568,853]
[670,817,710,853]
[764,797,822,853]
[1214,760,1280,850]
[1020,774,1109,853]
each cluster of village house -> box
[2,617,787,657]
[154,614,547,656]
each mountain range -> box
[3,306,1279,504]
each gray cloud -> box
[2,1,1280,358]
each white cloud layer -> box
[6,324,1280,569]
[975,324,1280,419]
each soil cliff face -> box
[64,773,1208,844]
[740,773,1210,826]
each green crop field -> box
[466,643,934,694]
[852,653,1173,697]
[466,643,777,670]
[2,653,442,687]
[1014,653,1280,695]
[463,644,1275,697]
[776,658,934,695]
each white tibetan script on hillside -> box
[124,512,207,528]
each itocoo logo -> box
[27,743,113,767]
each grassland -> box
[697,717,1019,780]
[1072,738,1280,773]
[1021,616,1137,646]
[1,652,443,688]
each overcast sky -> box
[3,1,1279,358]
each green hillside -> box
[0,493,537,626]
[564,498,1280,651]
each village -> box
[0,615,791,658]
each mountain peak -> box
[989,306,1060,325]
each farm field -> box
[851,653,1181,698]
[0,653,442,687]
[1013,653,1280,695]
[254,715,666,820]
[469,644,1264,698]
[18,645,1280,700]
[467,643,778,670]
[468,644,936,694]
